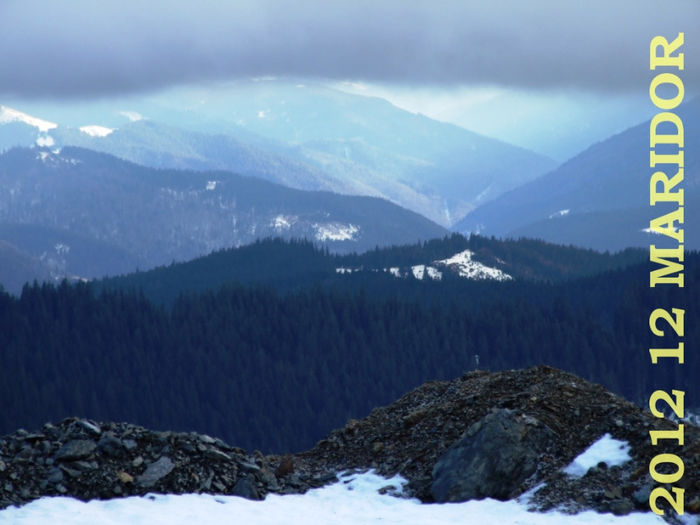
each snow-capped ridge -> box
[433,249,512,281]
[119,110,144,122]
[0,105,57,132]
[79,125,114,137]
[548,209,570,219]
[335,249,508,282]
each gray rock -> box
[59,465,82,478]
[137,457,175,488]
[431,409,556,502]
[633,483,652,506]
[77,420,101,436]
[73,461,98,471]
[610,499,634,516]
[46,468,64,484]
[123,439,137,451]
[199,473,213,491]
[55,440,97,462]
[239,460,261,473]
[204,448,231,462]
[232,475,260,500]
[97,434,124,457]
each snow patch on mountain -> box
[408,265,442,281]
[79,125,114,137]
[388,267,401,277]
[548,209,570,219]
[335,250,507,282]
[35,150,81,166]
[36,135,55,147]
[642,226,679,235]
[271,215,296,231]
[426,266,443,280]
[434,249,512,281]
[120,110,144,122]
[205,180,218,191]
[0,105,57,132]
[54,243,70,255]
[314,223,359,241]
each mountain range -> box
[98,235,647,305]
[0,146,446,291]
[1,81,557,227]
[1,90,695,294]
[455,97,699,251]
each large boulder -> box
[431,408,557,502]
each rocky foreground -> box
[1,366,698,521]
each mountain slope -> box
[169,80,557,226]
[0,147,447,283]
[99,235,646,305]
[0,240,53,294]
[1,255,696,453]
[2,83,557,227]
[50,120,358,195]
[455,97,700,251]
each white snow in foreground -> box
[0,105,57,132]
[434,249,512,281]
[314,223,359,241]
[0,470,667,525]
[79,125,114,137]
[563,433,631,477]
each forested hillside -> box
[99,235,646,305]
[2,252,695,453]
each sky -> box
[1,0,698,99]
[1,1,698,158]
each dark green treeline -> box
[0,256,696,453]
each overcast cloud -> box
[1,0,698,99]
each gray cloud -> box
[1,0,698,99]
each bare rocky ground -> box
[1,366,697,522]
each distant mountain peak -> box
[0,105,57,132]
[335,248,512,282]
[79,125,114,137]
[119,110,144,122]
